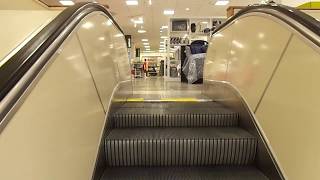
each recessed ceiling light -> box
[98,37,105,41]
[143,43,149,45]
[142,39,148,42]
[186,8,190,11]
[201,21,208,24]
[164,9,175,15]
[145,45,151,48]
[138,29,146,33]
[149,0,152,5]
[59,0,74,6]
[126,0,138,6]
[161,36,168,39]
[161,26,168,29]
[215,0,229,6]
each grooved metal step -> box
[111,102,239,128]
[105,128,257,167]
[101,166,269,180]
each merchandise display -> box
[182,40,208,84]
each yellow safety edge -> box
[113,98,208,102]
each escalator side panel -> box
[0,11,131,180]
[205,15,293,110]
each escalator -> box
[0,2,319,180]
[100,101,266,179]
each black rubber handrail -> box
[213,3,320,45]
[0,2,123,101]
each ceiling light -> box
[164,9,175,15]
[98,37,105,41]
[201,21,208,24]
[160,44,165,47]
[145,45,150,48]
[126,0,138,6]
[186,8,190,11]
[142,39,148,42]
[138,29,146,33]
[143,43,149,45]
[215,0,229,6]
[149,0,152,5]
[161,26,168,29]
[161,36,168,39]
[160,41,165,44]
[59,0,74,6]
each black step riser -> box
[112,113,239,128]
[105,138,257,167]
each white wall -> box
[0,10,60,64]
[0,0,46,10]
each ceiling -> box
[39,0,267,51]
[106,0,265,51]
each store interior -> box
[0,0,320,180]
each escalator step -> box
[112,102,238,128]
[111,113,238,128]
[101,166,269,180]
[105,128,256,167]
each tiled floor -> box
[127,77,210,100]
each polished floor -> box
[119,77,210,101]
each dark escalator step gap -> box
[101,166,269,180]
